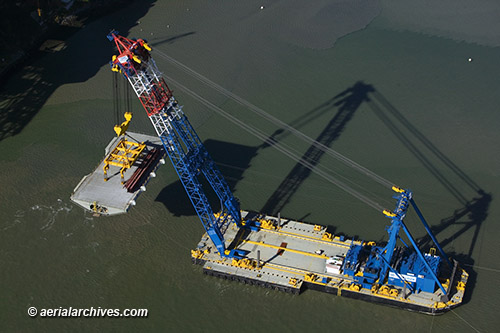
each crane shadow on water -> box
[155,81,375,222]
[0,1,157,142]
[155,139,260,216]
[150,32,196,47]
[260,81,374,217]
[366,88,490,304]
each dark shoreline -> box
[0,0,135,86]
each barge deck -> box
[193,211,468,314]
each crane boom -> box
[107,31,241,257]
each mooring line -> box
[463,263,500,273]
[451,309,480,333]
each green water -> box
[1,1,499,331]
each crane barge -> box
[106,31,468,314]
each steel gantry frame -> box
[342,186,452,298]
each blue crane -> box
[107,31,455,298]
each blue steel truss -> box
[107,31,240,257]
[381,190,448,294]
[157,103,241,256]
[158,103,242,256]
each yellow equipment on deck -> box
[103,112,146,183]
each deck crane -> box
[107,31,465,310]
[107,31,243,258]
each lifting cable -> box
[112,71,120,125]
[163,74,387,213]
[124,73,132,115]
[154,49,395,190]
